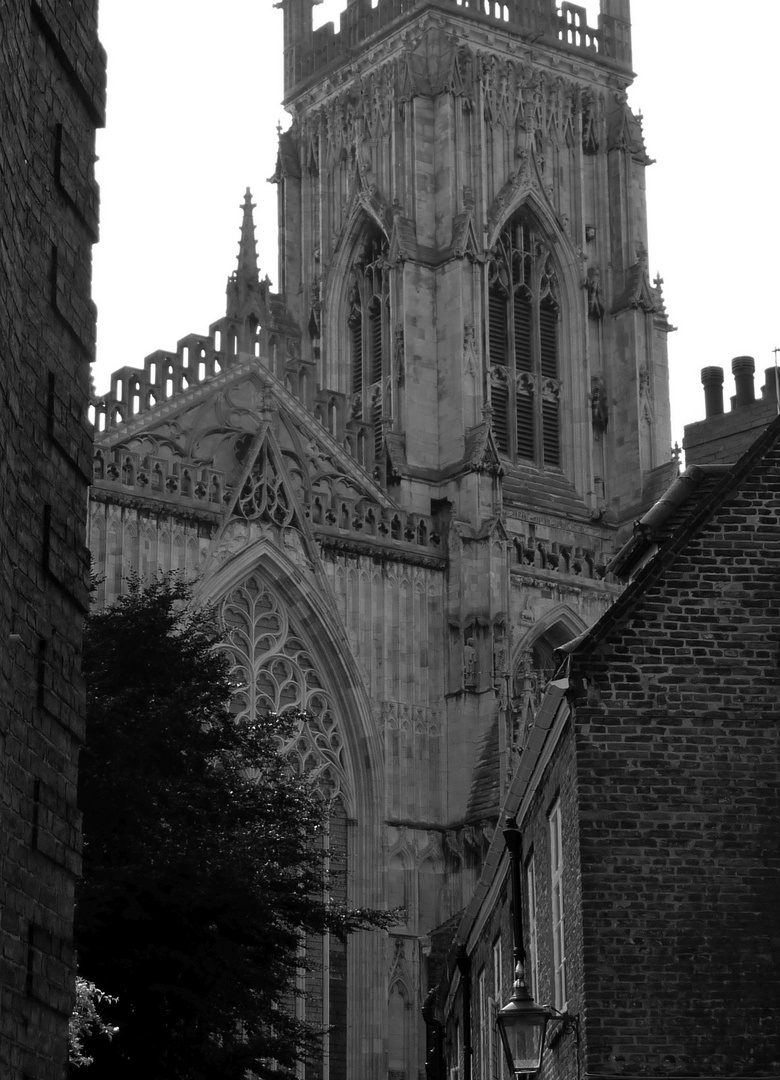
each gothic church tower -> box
[90,2,672,1078]
[275,0,670,517]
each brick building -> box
[0,3,105,1077]
[88,1,674,1077]
[441,413,780,1080]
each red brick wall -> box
[0,3,104,1076]
[572,443,780,1075]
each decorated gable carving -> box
[479,54,603,152]
[234,435,302,530]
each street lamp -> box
[495,817,554,1078]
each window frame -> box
[492,935,503,1002]
[525,851,539,1001]
[549,798,567,1011]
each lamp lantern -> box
[495,817,553,1078]
[496,968,551,1077]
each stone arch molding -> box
[323,203,390,393]
[513,603,587,661]
[487,189,586,351]
[194,538,383,825]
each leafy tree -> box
[76,575,389,1078]
[69,977,117,1068]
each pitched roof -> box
[502,462,591,520]
[465,714,501,821]
[556,413,780,668]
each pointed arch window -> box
[348,227,390,469]
[487,214,562,467]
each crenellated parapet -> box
[92,318,252,432]
[281,0,631,99]
[91,313,306,435]
[92,189,304,436]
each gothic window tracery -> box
[220,574,350,805]
[219,576,353,1061]
[348,227,390,468]
[487,213,562,467]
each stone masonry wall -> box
[0,3,104,1077]
[572,441,780,1076]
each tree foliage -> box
[76,575,389,1078]
[69,977,117,1068]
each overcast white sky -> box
[92,0,780,446]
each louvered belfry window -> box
[487,214,561,466]
[348,228,390,470]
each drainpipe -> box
[456,948,472,1080]
[422,988,444,1080]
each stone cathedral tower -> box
[90,1,672,1078]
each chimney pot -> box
[763,366,780,405]
[731,355,755,408]
[701,366,724,418]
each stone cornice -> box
[90,485,222,526]
[316,531,446,570]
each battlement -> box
[283,0,630,96]
[90,315,260,433]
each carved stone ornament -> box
[586,265,605,320]
[463,320,478,377]
[394,323,405,385]
[590,375,609,435]
[463,637,478,690]
[236,441,296,527]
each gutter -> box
[607,464,729,580]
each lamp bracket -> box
[546,1009,579,1049]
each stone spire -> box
[226,188,267,323]
[237,187,259,285]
